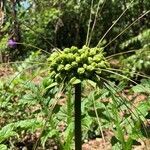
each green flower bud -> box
[88,57,93,64]
[77,68,85,74]
[91,62,97,67]
[68,53,75,61]
[57,64,64,71]
[78,49,84,54]
[90,49,97,56]
[60,54,67,60]
[83,64,88,69]
[83,45,90,51]
[71,46,78,53]
[55,57,62,63]
[71,61,78,68]
[98,61,106,68]
[74,53,79,58]
[86,65,94,71]
[65,64,72,71]
[76,57,81,63]
[93,55,99,62]
[96,48,103,53]
[50,52,59,58]
[64,48,70,53]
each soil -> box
[0,65,13,78]
[14,132,150,150]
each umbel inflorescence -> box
[48,46,109,84]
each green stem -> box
[67,86,72,125]
[74,83,82,150]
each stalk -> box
[74,83,82,150]
[67,86,72,125]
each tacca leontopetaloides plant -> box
[48,45,109,150]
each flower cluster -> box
[48,46,109,84]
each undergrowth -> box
[0,0,150,150]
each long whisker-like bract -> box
[97,1,133,47]
[87,0,107,46]
[86,0,94,46]
[103,10,150,49]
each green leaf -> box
[45,82,57,90]
[87,80,96,88]
[132,79,150,93]
[16,119,43,131]
[0,124,17,143]
[0,144,7,150]
[132,85,150,93]
[136,101,150,118]
[70,77,81,85]
[112,142,121,150]
[41,129,57,148]
[82,115,92,129]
